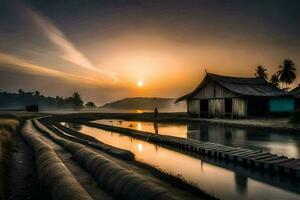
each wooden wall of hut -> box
[232,98,247,118]
[193,80,237,99]
[208,99,224,117]
[187,99,200,116]
[187,80,248,118]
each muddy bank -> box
[5,134,41,200]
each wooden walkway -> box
[84,122,300,178]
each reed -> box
[0,117,19,199]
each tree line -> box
[254,59,297,90]
[0,90,98,110]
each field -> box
[0,112,217,200]
[0,111,299,200]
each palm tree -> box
[269,73,280,88]
[278,59,297,89]
[255,65,268,79]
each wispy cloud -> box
[25,5,119,81]
[0,53,114,87]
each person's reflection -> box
[154,144,158,152]
[153,122,158,134]
[234,172,248,195]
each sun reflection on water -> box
[137,143,143,152]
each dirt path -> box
[5,134,41,200]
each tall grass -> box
[0,117,19,199]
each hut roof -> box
[176,73,287,102]
[289,85,300,97]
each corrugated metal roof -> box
[176,73,287,102]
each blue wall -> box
[269,98,294,113]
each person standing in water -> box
[154,107,159,120]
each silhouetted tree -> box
[34,91,40,96]
[270,73,280,88]
[255,65,268,79]
[71,92,84,110]
[85,101,97,109]
[278,59,297,90]
[0,89,91,110]
[18,89,25,95]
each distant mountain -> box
[100,97,185,111]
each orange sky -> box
[0,0,299,104]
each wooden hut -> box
[289,85,300,110]
[176,73,294,118]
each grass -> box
[0,116,19,199]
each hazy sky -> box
[0,0,299,104]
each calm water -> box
[93,119,300,158]
[66,124,300,200]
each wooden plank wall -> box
[187,99,200,116]
[208,99,224,117]
[232,98,247,118]
[193,80,237,99]
[187,79,247,118]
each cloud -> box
[25,5,119,81]
[0,52,115,87]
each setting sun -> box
[137,81,144,87]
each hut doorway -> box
[200,100,208,118]
[225,99,232,118]
[247,97,269,117]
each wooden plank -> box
[279,159,300,167]
[266,158,292,165]
[230,150,255,156]
[252,154,276,161]
[203,145,233,151]
[226,148,247,153]
[235,152,260,160]
[259,156,286,162]
[243,152,269,159]
[284,162,300,168]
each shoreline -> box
[2,110,300,132]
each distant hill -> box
[100,97,185,111]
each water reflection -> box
[187,123,300,158]
[61,122,82,131]
[66,124,300,200]
[93,119,187,138]
[93,119,300,158]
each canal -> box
[92,119,300,159]
[62,122,300,200]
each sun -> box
[137,81,144,87]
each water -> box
[93,119,300,158]
[66,123,300,200]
